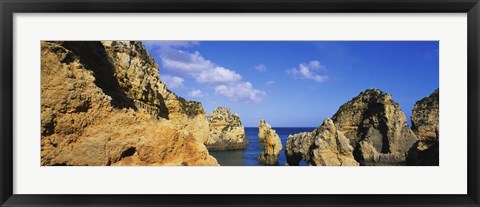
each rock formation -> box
[286,118,358,166]
[101,41,212,144]
[285,131,314,166]
[205,107,248,150]
[331,88,418,165]
[41,41,218,166]
[257,119,282,165]
[309,118,359,166]
[407,89,439,166]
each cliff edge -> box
[41,41,218,166]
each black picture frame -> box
[1,0,479,206]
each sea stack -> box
[40,41,218,166]
[407,89,439,166]
[331,88,418,165]
[258,119,282,165]
[286,118,358,166]
[205,107,248,150]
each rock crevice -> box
[407,89,439,166]
[331,88,418,165]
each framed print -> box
[1,0,479,206]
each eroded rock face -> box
[41,41,218,166]
[308,118,359,166]
[407,89,439,166]
[286,131,314,166]
[258,119,282,165]
[332,88,418,165]
[286,118,358,166]
[205,107,248,150]
[101,41,211,144]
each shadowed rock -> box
[407,89,439,166]
[41,41,218,166]
[286,131,314,166]
[332,88,418,165]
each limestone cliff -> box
[258,119,282,165]
[41,41,218,166]
[101,41,211,144]
[286,118,358,166]
[331,88,418,165]
[205,107,248,150]
[407,89,439,166]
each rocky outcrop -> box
[309,118,359,166]
[101,41,211,144]
[285,131,314,166]
[332,88,418,165]
[257,119,282,165]
[41,41,218,166]
[286,118,358,166]
[205,107,248,150]
[407,89,439,166]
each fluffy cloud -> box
[159,49,245,85]
[196,67,242,84]
[188,89,204,98]
[254,64,267,72]
[265,80,275,86]
[148,41,266,103]
[161,50,214,74]
[160,75,184,89]
[215,82,266,103]
[286,60,328,83]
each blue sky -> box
[143,41,439,127]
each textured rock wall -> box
[407,89,439,166]
[286,118,358,166]
[101,41,211,144]
[308,118,359,166]
[41,41,218,166]
[286,131,314,166]
[331,88,418,165]
[206,107,248,150]
[258,119,282,165]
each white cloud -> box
[160,75,184,89]
[188,89,204,98]
[286,60,328,83]
[254,64,267,72]
[265,80,275,86]
[147,42,266,103]
[159,49,244,85]
[308,60,321,69]
[196,67,242,84]
[161,50,214,74]
[215,82,266,103]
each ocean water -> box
[209,127,316,166]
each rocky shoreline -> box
[285,88,439,166]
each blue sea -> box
[209,127,315,166]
